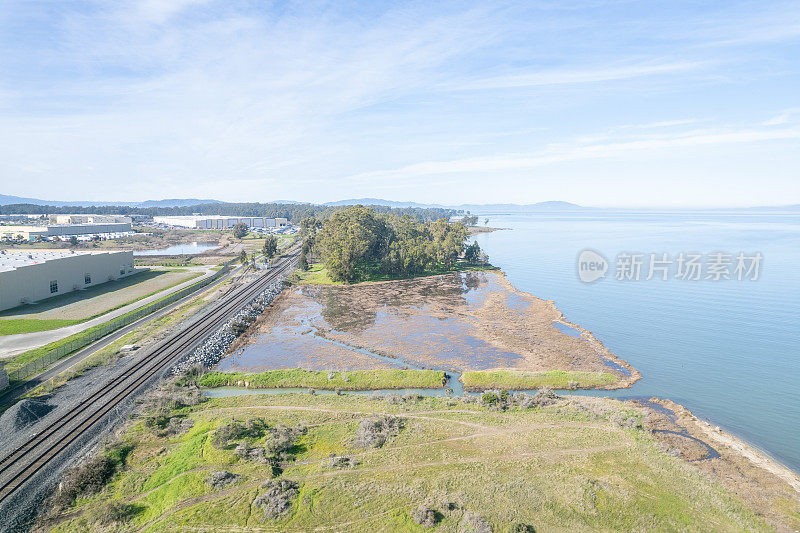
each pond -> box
[133,242,219,256]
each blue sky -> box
[1,0,799,206]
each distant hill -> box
[456,201,583,212]
[324,198,438,208]
[324,199,585,211]
[0,194,222,208]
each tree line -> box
[300,205,487,283]
[0,202,456,224]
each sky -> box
[0,0,799,207]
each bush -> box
[611,414,642,430]
[235,443,268,463]
[164,417,194,437]
[206,470,241,489]
[353,415,403,448]
[460,512,493,533]
[254,479,299,519]
[53,445,130,509]
[265,424,307,460]
[90,500,141,525]
[412,505,440,528]
[212,418,269,449]
[517,387,560,409]
[508,523,535,533]
[328,454,358,469]
[481,391,502,408]
[142,383,204,430]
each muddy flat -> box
[218,272,639,386]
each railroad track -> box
[0,251,297,506]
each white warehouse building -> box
[152,215,288,230]
[0,250,136,312]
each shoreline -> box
[652,398,800,489]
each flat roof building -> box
[152,216,288,230]
[50,214,133,224]
[0,222,132,241]
[0,250,136,311]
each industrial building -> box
[0,250,136,312]
[0,222,133,242]
[49,214,132,224]
[152,215,288,230]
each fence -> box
[5,261,235,385]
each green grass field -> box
[47,393,785,532]
[0,318,84,336]
[460,369,618,390]
[199,369,447,390]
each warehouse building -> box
[0,222,133,241]
[49,214,133,224]
[0,250,136,312]
[152,215,288,230]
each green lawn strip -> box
[460,369,617,390]
[0,318,84,335]
[199,369,447,390]
[4,271,218,375]
[0,270,201,336]
[294,261,498,286]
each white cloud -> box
[453,61,709,90]
[343,123,800,182]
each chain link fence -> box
[5,261,235,386]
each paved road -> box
[0,266,218,358]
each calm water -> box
[133,242,218,255]
[472,209,800,472]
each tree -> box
[69,235,78,246]
[262,234,278,261]
[239,249,248,267]
[298,252,309,271]
[315,206,389,282]
[464,241,481,263]
[232,222,248,239]
[484,218,489,225]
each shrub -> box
[254,479,299,519]
[90,500,141,525]
[517,387,560,409]
[328,454,359,469]
[235,444,268,463]
[142,383,204,430]
[206,470,241,489]
[353,415,404,448]
[265,424,307,460]
[164,417,194,437]
[508,523,535,533]
[460,511,493,533]
[53,445,130,509]
[177,364,206,387]
[611,414,642,430]
[481,391,500,407]
[412,505,440,528]
[212,418,269,449]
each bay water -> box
[472,209,800,472]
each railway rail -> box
[0,251,297,507]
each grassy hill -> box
[43,391,783,532]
